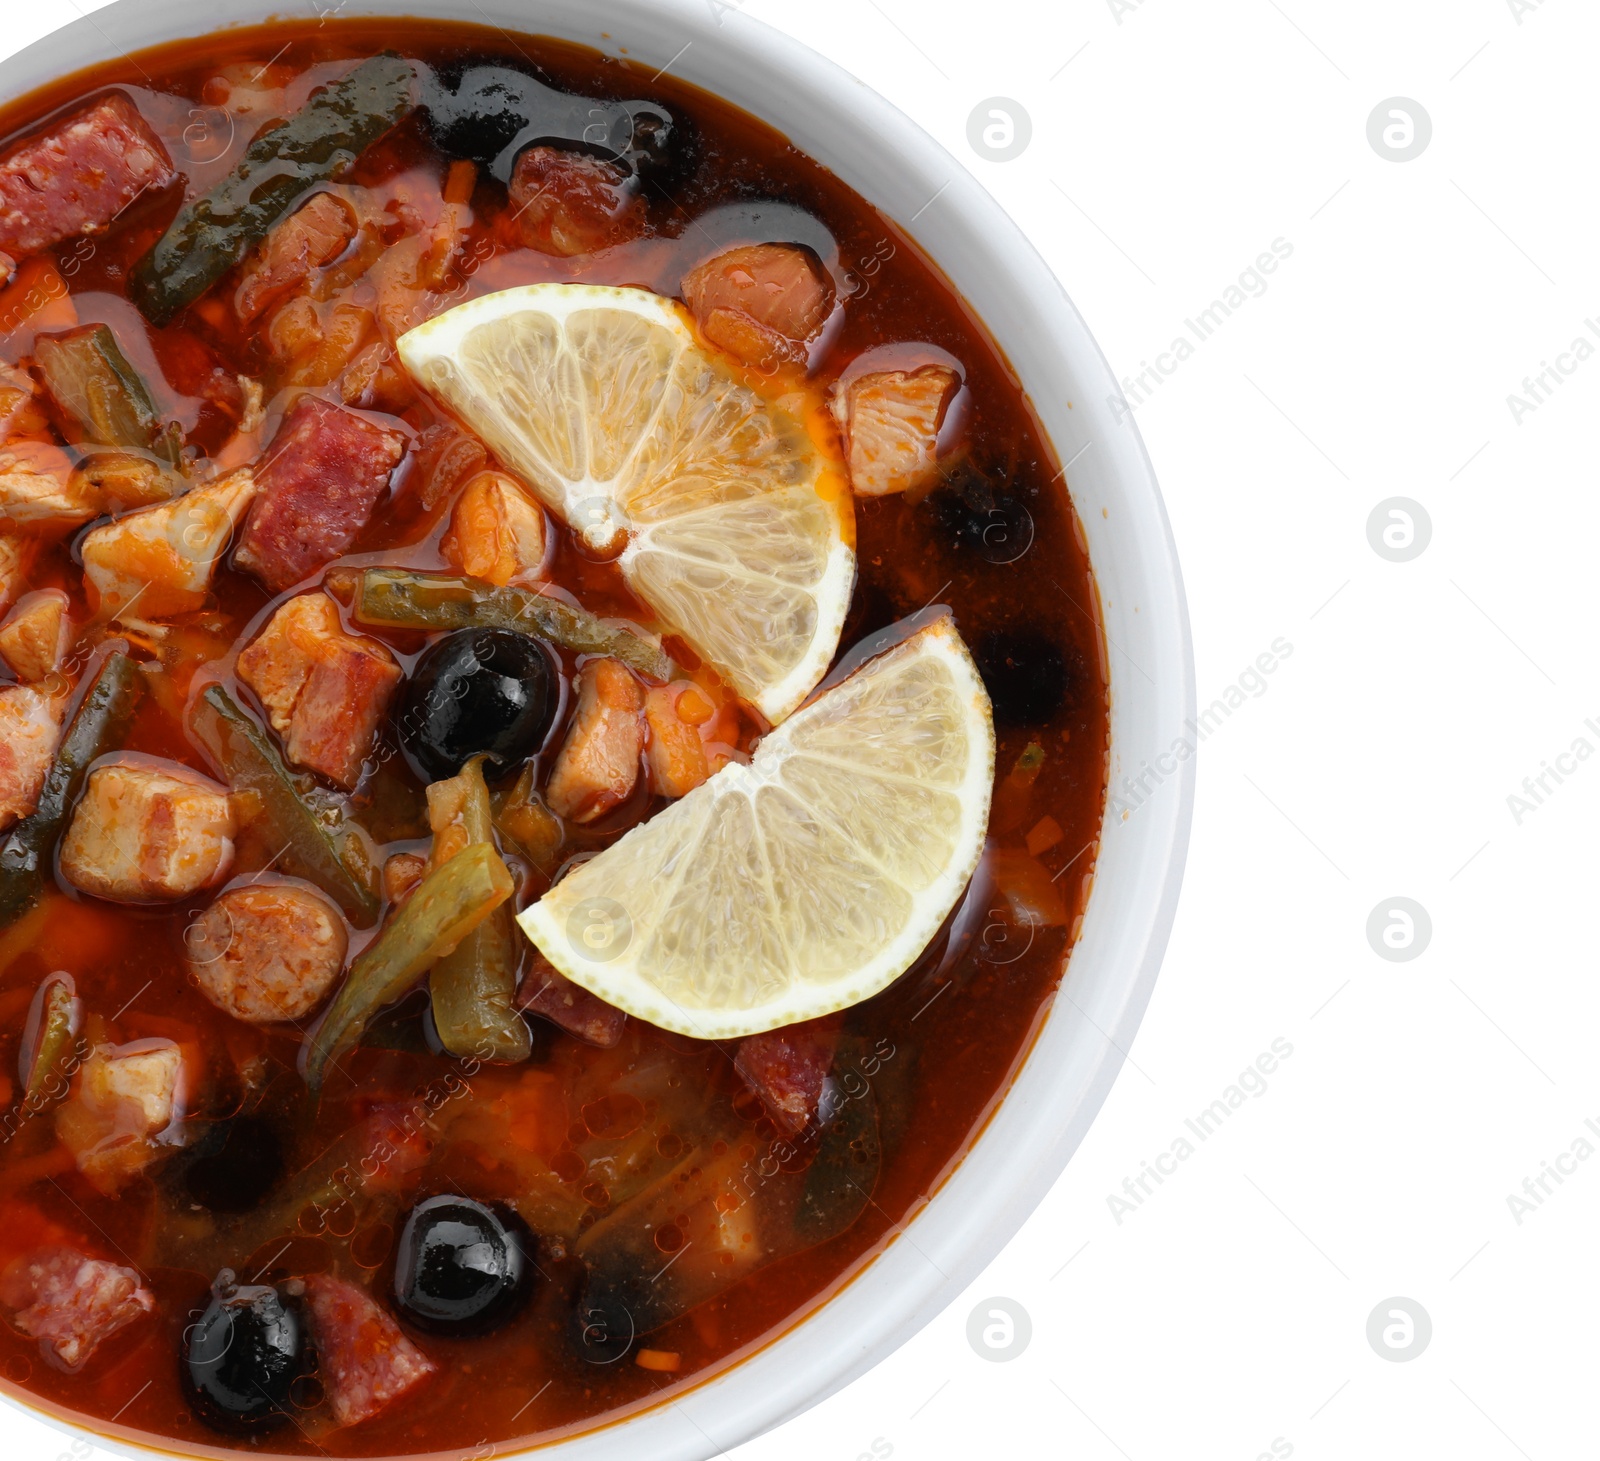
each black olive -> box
[394,1196,533,1335]
[974,630,1070,727]
[182,1275,304,1433]
[423,65,539,168]
[181,1115,284,1213]
[395,628,556,782]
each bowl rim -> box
[0,4,1197,1458]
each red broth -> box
[0,19,1107,1457]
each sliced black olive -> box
[419,63,675,181]
[395,627,556,783]
[974,630,1070,727]
[180,1115,284,1213]
[393,1196,533,1335]
[182,1274,304,1433]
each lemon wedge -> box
[516,614,995,1039]
[397,283,855,723]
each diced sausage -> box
[520,952,627,1048]
[545,657,644,823]
[733,1018,840,1136]
[302,1274,436,1428]
[440,471,550,586]
[59,757,235,902]
[184,880,348,1024]
[0,682,67,829]
[55,1040,185,1195]
[81,468,256,620]
[0,94,175,262]
[507,146,641,257]
[681,243,835,372]
[0,589,70,682]
[233,396,407,593]
[831,365,959,497]
[235,192,358,324]
[382,851,426,905]
[644,684,709,799]
[0,439,92,532]
[237,592,401,789]
[0,1248,153,1371]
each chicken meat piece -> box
[681,243,835,371]
[545,657,644,823]
[184,881,349,1024]
[0,534,32,615]
[0,682,67,830]
[0,1248,154,1371]
[520,952,627,1048]
[733,1017,840,1136]
[507,146,641,257]
[382,851,427,906]
[644,683,709,799]
[0,439,93,532]
[303,1274,436,1428]
[55,1040,185,1195]
[235,191,359,323]
[439,471,550,587]
[0,589,69,682]
[59,757,236,902]
[81,468,256,620]
[236,592,401,789]
[831,364,959,497]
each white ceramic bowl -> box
[0,4,1195,1457]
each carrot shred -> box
[1025,815,1063,857]
[635,1348,681,1372]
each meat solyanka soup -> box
[0,19,1107,1457]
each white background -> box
[2,1,1594,1458]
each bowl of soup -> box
[0,3,1193,1458]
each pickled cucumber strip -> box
[130,55,417,325]
[354,567,673,682]
[305,843,513,1092]
[427,758,530,1063]
[191,684,380,926]
[0,650,142,927]
[34,326,182,464]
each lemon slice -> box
[516,614,995,1039]
[397,283,855,723]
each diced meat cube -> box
[236,592,401,789]
[681,243,835,372]
[0,589,70,682]
[55,1040,185,1195]
[235,192,359,324]
[69,451,180,514]
[507,146,642,257]
[59,757,235,902]
[733,1018,840,1136]
[0,683,66,830]
[0,94,175,262]
[545,658,644,823]
[0,535,34,616]
[520,953,627,1048]
[382,851,426,905]
[831,365,959,497]
[235,588,400,787]
[302,1274,436,1428]
[440,471,550,586]
[0,1248,153,1371]
[184,881,348,1024]
[234,396,407,593]
[0,439,92,532]
[81,468,256,620]
[644,684,709,799]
